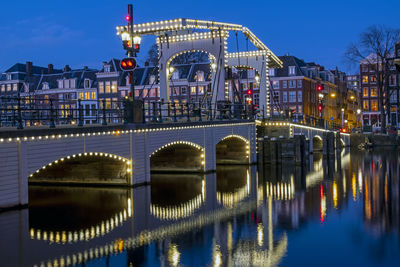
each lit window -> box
[363,100,369,111]
[198,86,204,95]
[149,88,156,97]
[362,76,368,83]
[371,100,378,111]
[78,92,84,100]
[85,92,90,100]
[91,92,96,99]
[149,75,156,84]
[370,88,377,97]
[111,81,118,93]
[105,81,111,93]
[99,82,104,93]
[191,86,196,95]
[172,70,179,80]
[12,84,18,91]
[1,85,5,92]
[370,76,376,83]
[298,105,303,114]
[7,84,11,91]
[196,71,205,82]
[363,88,369,97]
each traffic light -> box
[120,57,137,71]
[125,15,131,22]
[318,103,323,112]
[317,84,324,91]
[246,89,253,95]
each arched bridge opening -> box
[150,141,204,173]
[216,135,249,165]
[312,135,323,152]
[29,152,131,185]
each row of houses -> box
[0,55,361,128]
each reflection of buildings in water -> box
[217,167,250,208]
[362,152,400,236]
[265,176,295,200]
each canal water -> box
[0,149,399,267]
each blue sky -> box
[1,0,399,73]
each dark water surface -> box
[1,149,400,267]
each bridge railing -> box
[265,114,343,132]
[0,96,257,129]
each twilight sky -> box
[1,0,399,74]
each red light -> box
[246,89,253,95]
[121,62,127,67]
[125,15,131,21]
[127,61,133,67]
[318,104,323,112]
[317,84,324,91]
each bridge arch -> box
[216,134,250,164]
[29,152,131,184]
[150,141,205,173]
[312,135,323,152]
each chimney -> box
[64,65,71,72]
[26,61,33,76]
[48,64,54,74]
[145,61,149,67]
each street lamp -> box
[133,35,142,50]
[211,63,217,71]
[255,74,260,82]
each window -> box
[91,104,96,116]
[198,86,204,95]
[85,104,90,116]
[12,84,18,91]
[6,74,11,80]
[283,92,288,102]
[371,100,378,111]
[63,79,69,89]
[121,90,126,97]
[254,93,259,105]
[272,81,279,89]
[272,92,280,103]
[111,81,118,93]
[370,75,376,83]
[149,75,156,84]
[104,65,111,72]
[289,91,296,102]
[297,80,302,88]
[362,76,368,83]
[191,86,196,95]
[389,75,396,86]
[70,79,75,88]
[42,83,49,90]
[181,87,187,95]
[361,65,368,72]
[196,71,205,82]
[289,80,296,88]
[78,92,84,100]
[85,92,90,100]
[172,70,179,80]
[7,84,11,91]
[370,87,377,97]
[298,105,303,114]
[288,66,296,76]
[363,100,369,111]
[84,79,90,88]
[248,69,255,78]
[283,81,287,88]
[149,88,156,97]
[297,91,302,102]
[105,81,111,93]
[58,80,63,88]
[99,82,104,93]
[269,68,275,76]
[363,87,369,97]
[1,85,5,92]
[173,87,180,96]
[106,98,111,109]
[91,92,96,100]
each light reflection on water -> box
[0,150,399,266]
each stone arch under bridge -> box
[116,18,282,117]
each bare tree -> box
[145,44,159,66]
[345,25,400,133]
[146,44,211,66]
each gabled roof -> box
[274,56,307,77]
[4,63,62,75]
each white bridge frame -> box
[117,18,282,117]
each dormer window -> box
[6,74,11,80]
[269,68,276,77]
[149,75,156,84]
[84,79,91,89]
[70,79,75,88]
[58,80,63,89]
[42,82,49,90]
[172,70,179,80]
[248,69,255,78]
[289,66,296,76]
[104,65,111,72]
[195,71,205,82]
